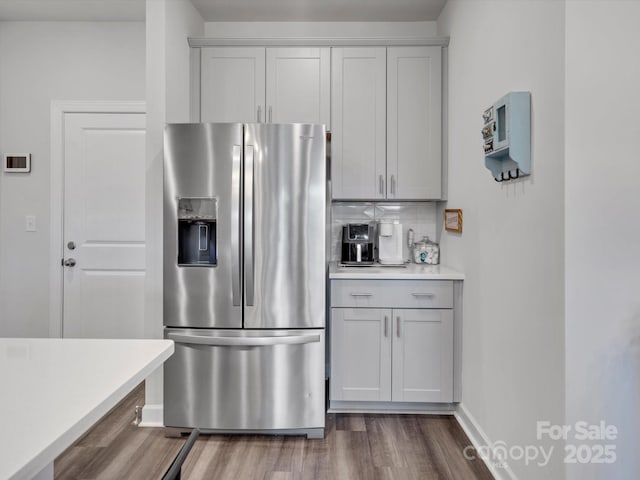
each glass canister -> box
[412,236,440,265]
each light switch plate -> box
[25,215,36,232]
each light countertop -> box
[329,261,465,280]
[0,338,174,480]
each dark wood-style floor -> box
[54,384,492,479]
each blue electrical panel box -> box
[482,91,531,182]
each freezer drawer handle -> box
[168,333,320,347]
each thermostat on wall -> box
[4,154,31,173]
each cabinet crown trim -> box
[188,37,450,48]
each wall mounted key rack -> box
[482,91,531,182]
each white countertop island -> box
[329,261,465,280]
[0,338,174,480]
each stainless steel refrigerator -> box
[163,123,326,439]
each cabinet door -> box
[201,47,265,123]
[387,46,442,200]
[330,308,392,402]
[266,47,330,127]
[331,47,386,200]
[392,309,453,402]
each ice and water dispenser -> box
[177,198,217,266]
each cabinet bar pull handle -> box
[411,293,435,297]
[384,316,388,337]
[257,105,262,123]
[350,293,373,297]
[379,175,384,195]
[391,175,396,195]
[396,316,401,337]
[268,106,273,123]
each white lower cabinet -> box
[391,309,453,402]
[330,280,455,407]
[331,307,453,404]
[330,308,392,401]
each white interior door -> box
[62,112,146,338]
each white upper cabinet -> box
[331,46,443,200]
[200,47,330,127]
[201,47,266,123]
[331,47,387,200]
[387,46,442,200]
[266,48,330,127]
[198,44,443,200]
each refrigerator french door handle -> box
[231,145,242,307]
[167,332,320,347]
[244,145,255,306]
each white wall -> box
[145,0,204,342]
[0,22,145,337]
[204,21,437,38]
[142,0,204,425]
[437,1,565,478]
[565,1,640,478]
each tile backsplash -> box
[330,202,438,262]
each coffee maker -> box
[378,219,404,265]
[341,223,375,265]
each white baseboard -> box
[329,400,456,414]
[454,403,518,480]
[32,462,54,480]
[139,404,164,428]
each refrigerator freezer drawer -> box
[164,328,325,433]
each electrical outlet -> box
[25,215,36,232]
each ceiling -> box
[0,0,447,22]
[191,0,447,22]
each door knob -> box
[63,258,76,267]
